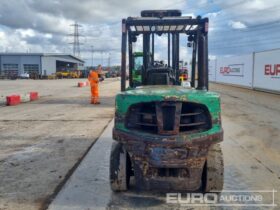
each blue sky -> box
[0,0,280,65]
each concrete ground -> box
[0,79,279,210]
[0,78,120,210]
[47,83,280,210]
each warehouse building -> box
[0,53,85,78]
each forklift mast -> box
[121,10,209,91]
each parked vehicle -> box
[19,73,30,79]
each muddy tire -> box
[110,142,129,191]
[203,143,224,192]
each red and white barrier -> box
[0,96,6,106]
[30,92,39,101]
[6,95,21,106]
[20,93,30,103]
[78,81,89,87]
[5,92,39,106]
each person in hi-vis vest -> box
[88,65,102,104]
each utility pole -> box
[91,45,94,67]
[69,22,82,57]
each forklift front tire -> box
[202,143,224,193]
[110,142,129,192]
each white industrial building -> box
[0,53,85,77]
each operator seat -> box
[146,67,175,85]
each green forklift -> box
[110,10,224,192]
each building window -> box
[3,64,18,70]
[23,64,39,74]
[2,64,19,76]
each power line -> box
[210,35,280,47]
[209,39,280,50]
[183,0,247,17]
[222,20,280,32]
[208,21,280,46]
[69,22,83,57]
[209,28,280,46]
[205,5,280,26]
[210,35,280,46]
[210,29,280,43]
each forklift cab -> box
[122,9,209,90]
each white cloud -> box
[15,29,36,38]
[214,0,280,25]
[0,0,187,65]
[228,20,247,29]
[0,31,6,39]
[44,34,53,39]
[182,13,195,18]
[1,0,280,64]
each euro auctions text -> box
[166,190,277,207]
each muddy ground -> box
[0,78,120,210]
[0,80,279,210]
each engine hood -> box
[125,85,217,97]
[116,85,221,116]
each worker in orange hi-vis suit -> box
[88,65,102,104]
